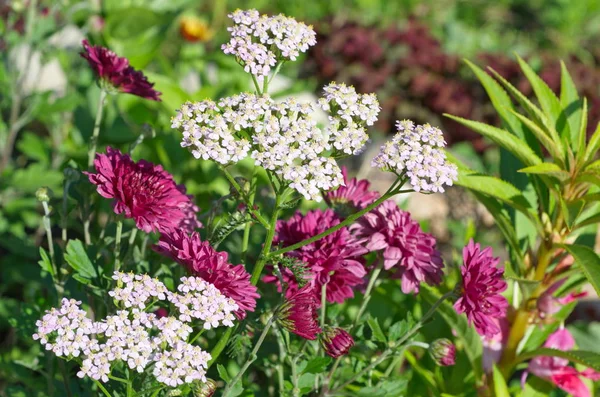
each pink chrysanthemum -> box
[85,147,200,234]
[81,40,161,101]
[278,284,322,340]
[264,209,368,304]
[454,239,508,338]
[320,327,355,358]
[324,167,379,214]
[153,230,259,319]
[430,339,456,367]
[350,200,444,294]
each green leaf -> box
[575,211,600,230]
[389,317,412,342]
[517,56,564,137]
[445,115,542,167]
[37,247,54,277]
[523,301,577,352]
[421,287,482,380]
[217,364,231,382]
[367,317,387,343]
[64,239,96,279]
[560,61,587,153]
[584,122,600,164]
[301,357,332,374]
[357,379,408,397]
[509,110,565,163]
[515,348,600,371]
[520,376,554,397]
[560,244,600,296]
[492,365,510,397]
[518,163,569,181]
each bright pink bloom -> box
[350,200,444,294]
[81,40,161,101]
[321,327,355,358]
[522,328,600,397]
[85,147,200,233]
[537,278,587,319]
[278,285,322,340]
[324,167,379,213]
[153,230,259,319]
[454,239,507,338]
[264,209,368,304]
[430,339,456,366]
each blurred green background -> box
[2,0,600,395]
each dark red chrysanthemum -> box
[350,200,443,294]
[81,40,161,101]
[153,230,259,319]
[454,239,508,338]
[264,209,368,304]
[278,284,322,340]
[324,167,379,215]
[85,147,200,234]
[320,327,354,358]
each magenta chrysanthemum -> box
[85,147,200,234]
[324,167,379,214]
[278,285,322,340]
[153,230,259,319]
[264,209,367,304]
[81,40,161,101]
[320,327,355,358]
[350,200,444,294]
[454,239,508,338]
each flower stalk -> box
[88,89,107,168]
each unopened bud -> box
[36,187,51,202]
[429,339,455,366]
[197,378,217,397]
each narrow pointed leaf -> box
[584,122,600,163]
[510,110,565,163]
[518,163,569,180]
[515,348,600,372]
[492,366,510,397]
[560,244,600,296]
[445,114,542,166]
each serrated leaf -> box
[64,239,96,279]
[518,163,569,181]
[301,357,331,374]
[389,318,411,342]
[560,244,600,296]
[445,114,542,167]
[492,365,510,397]
[584,122,600,164]
[509,110,564,164]
[515,348,600,371]
[367,317,386,343]
[560,62,582,151]
[421,286,482,380]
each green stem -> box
[41,201,58,283]
[352,262,383,330]
[222,316,275,397]
[241,165,257,261]
[208,326,236,367]
[114,220,123,272]
[57,360,73,397]
[221,168,269,228]
[61,181,71,242]
[251,75,262,94]
[291,355,301,397]
[126,368,133,397]
[88,89,107,168]
[94,380,112,397]
[270,184,408,257]
[250,193,282,285]
[189,328,205,345]
[320,282,327,329]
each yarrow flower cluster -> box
[85,147,201,234]
[454,239,508,338]
[265,209,367,304]
[222,9,316,83]
[319,83,380,155]
[80,40,161,101]
[350,200,444,294]
[372,120,458,192]
[173,92,375,201]
[33,273,237,389]
[153,230,259,319]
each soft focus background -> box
[2,0,600,395]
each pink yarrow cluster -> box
[33,273,236,388]
[153,230,259,319]
[86,147,201,234]
[264,209,367,304]
[81,40,161,101]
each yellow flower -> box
[180,16,214,42]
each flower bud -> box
[320,327,354,358]
[429,339,456,366]
[277,285,321,340]
[36,187,51,202]
[197,378,217,397]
